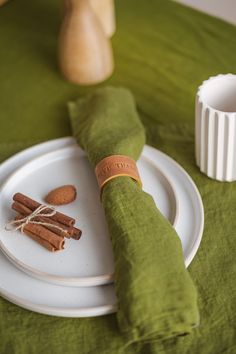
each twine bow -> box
[5,204,68,235]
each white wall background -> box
[175,0,236,25]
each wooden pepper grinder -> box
[89,0,116,37]
[59,0,114,85]
[0,0,8,6]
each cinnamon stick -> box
[13,193,75,227]
[15,215,65,250]
[70,227,82,240]
[23,229,57,252]
[12,201,82,240]
[12,201,70,238]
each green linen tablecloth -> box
[0,0,236,353]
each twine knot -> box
[5,205,67,235]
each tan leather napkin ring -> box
[95,155,142,191]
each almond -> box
[44,185,77,206]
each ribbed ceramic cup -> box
[195,74,236,181]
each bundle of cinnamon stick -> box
[9,193,82,252]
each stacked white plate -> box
[0,137,204,317]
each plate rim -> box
[0,286,117,318]
[0,138,74,187]
[144,145,204,267]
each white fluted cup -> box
[195,74,236,181]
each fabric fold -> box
[69,86,199,342]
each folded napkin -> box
[69,86,199,342]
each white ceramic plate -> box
[0,145,178,287]
[0,137,204,317]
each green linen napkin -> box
[69,86,199,342]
